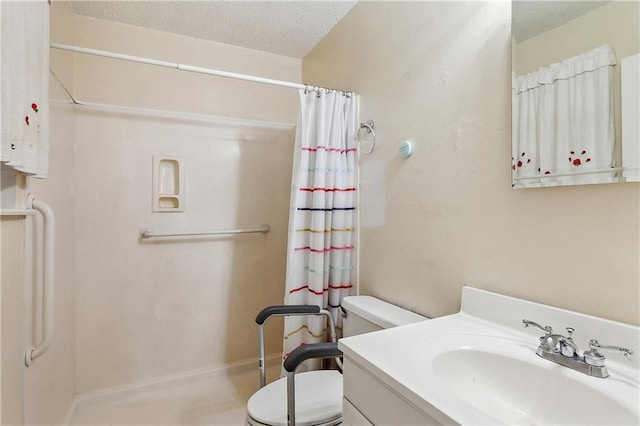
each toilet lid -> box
[247,370,343,426]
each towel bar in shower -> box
[139,224,270,239]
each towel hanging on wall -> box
[1,0,50,178]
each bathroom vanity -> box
[339,287,640,425]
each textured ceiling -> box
[513,1,609,42]
[70,1,357,59]
[70,1,610,57]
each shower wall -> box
[1,215,26,425]
[49,12,300,395]
[73,111,294,393]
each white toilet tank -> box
[342,296,427,337]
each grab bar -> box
[25,194,55,367]
[139,224,270,239]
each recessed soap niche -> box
[152,156,184,212]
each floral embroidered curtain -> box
[1,0,50,178]
[512,45,616,187]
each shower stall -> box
[1,2,358,423]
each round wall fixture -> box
[399,140,413,158]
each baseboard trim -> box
[63,353,282,425]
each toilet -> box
[341,295,427,336]
[246,296,427,426]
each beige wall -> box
[515,0,640,169]
[304,2,640,325]
[65,16,299,393]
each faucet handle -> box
[522,319,553,336]
[584,339,634,367]
[559,327,578,357]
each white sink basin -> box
[339,287,640,425]
[429,335,638,425]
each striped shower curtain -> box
[282,89,358,368]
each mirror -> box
[512,1,639,188]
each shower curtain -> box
[282,89,358,368]
[512,45,616,187]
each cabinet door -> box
[343,358,442,425]
[343,397,373,425]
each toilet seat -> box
[246,370,343,426]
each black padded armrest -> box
[283,342,342,372]
[255,305,321,325]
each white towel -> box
[1,0,50,178]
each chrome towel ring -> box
[358,120,376,154]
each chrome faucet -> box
[522,319,634,378]
[523,320,578,356]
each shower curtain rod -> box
[50,43,350,93]
[49,68,296,128]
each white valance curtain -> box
[282,89,358,369]
[1,0,50,178]
[512,45,616,187]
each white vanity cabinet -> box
[341,358,441,425]
[338,287,640,426]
